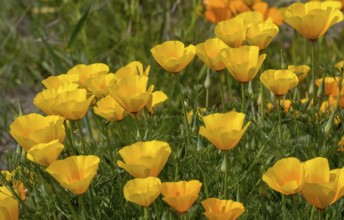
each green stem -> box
[226,73,233,101]
[277,98,282,145]
[260,74,265,125]
[175,75,191,147]
[134,114,141,140]
[65,120,76,149]
[84,111,93,139]
[311,40,316,105]
[293,194,298,219]
[223,151,229,199]
[310,207,316,220]
[241,83,246,113]
[77,120,86,154]
[206,88,209,108]
[282,194,286,220]
[78,195,86,219]
[144,206,150,220]
[62,193,79,220]
[220,72,226,111]
[106,123,111,148]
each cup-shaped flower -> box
[196,38,229,71]
[284,2,343,40]
[150,41,196,74]
[67,63,109,87]
[115,61,150,80]
[235,11,265,26]
[146,91,168,113]
[199,111,250,151]
[201,198,245,220]
[260,69,299,96]
[46,155,100,195]
[316,77,338,96]
[252,2,284,26]
[123,177,161,207]
[301,157,344,210]
[288,65,310,82]
[160,180,202,213]
[26,139,64,166]
[34,84,95,120]
[215,17,247,48]
[0,186,18,220]
[93,95,127,122]
[85,73,115,98]
[203,0,232,23]
[117,140,171,178]
[42,74,79,89]
[221,46,266,83]
[262,157,307,195]
[246,20,279,50]
[10,113,65,151]
[108,75,153,113]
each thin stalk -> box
[175,75,191,147]
[277,98,282,145]
[311,41,316,105]
[293,194,298,219]
[241,83,246,113]
[282,194,286,220]
[310,207,316,220]
[226,74,233,101]
[134,114,141,140]
[78,195,86,219]
[62,193,79,220]
[84,112,93,139]
[77,120,86,153]
[106,123,111,148]
[260,68,265,125]
[65,120,76,148]
[206,88,209,108]
[220,72,226,111]
[144,206,150,220]
[223,151,229,198]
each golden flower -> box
[26,139,64,166]
[85,73,115,98]
[46,155,100,195]
[42,74,79,89]
[10,114,65,151]
[108,75,153,113]
[196,38,229,71]
[201,198,245,220]
[67,63,109,87]
[288,65,311,82]
[1,171,13,183]
[0,186,18,220]
[338,136,344,152]
[282,99,292,113]
[199,111,250,151]
[246,20,279,50]
[315,77,338,96]
[93,95,127,121]
[220,46,266,83]
[262,157,306,195]
[284,2,343,40]
[160,180,202,213]
[215,17,247,48]
[146,91,168,113]
[301,157,344,209]
[150,41,196,74]
[203,0,232,23]
[235,11,265,26]
[335,60,344,70]
[252,2,284,26]
[260,69,299,96]
[33,84,95,120]
[123,177,161,207]
[115,61,150,80]
[117,140,171,178]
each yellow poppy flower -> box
[42,74,79,89]
[160,180,202,213]
[284,2,343,40]
[260,69,299,96]
[252,2,284,26]
[301,157,344,210]
[201,198,245,220]
[262,157,307,195]
[196,38,229,71]
[246,20,279,50]
[338,136,344,152]
[123,177,161,207]
[315,77,338,96]
[215,17,247,48]
[235,11,265,26]
[85,73,115,98]
[10,113,65,151]
[93,95,127,122]
[150,41,196,74]
[221,46,266,83]
[34,84,95,120]
[115,61,150,80]
[46,155,100,195]
[117,140,171,178]
[288,65,311,82]
[0,186,18,220]
[108,75,153,113]
[203,0,232,23]
[67,63,109,87]
[199,111,250,151]
[26,139,64,166]
[146,91,168,113]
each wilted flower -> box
[284,2,343,40]
[199,111,250,151]
[246,20,279,50]
[26,139,64,166]
[201,198,245,220]
[108,75,153,113]
[262,157,307,195]
[260,69,299,96]
[123,177,161,207]
[288,65,311,82]
[0,186,18,220]
[93,95,127,122]
[117,140,171,178]
[146,91,168,113]
[67,63,109,87]
[215,17,247,48]
[46,155,100,195]
[151,41,196,74]
[301,157,344,210]
[196,38,229,71]
[10,113,65,151]
[160,180,202,213]
[34,84,95,120]
[221,46,266,83]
